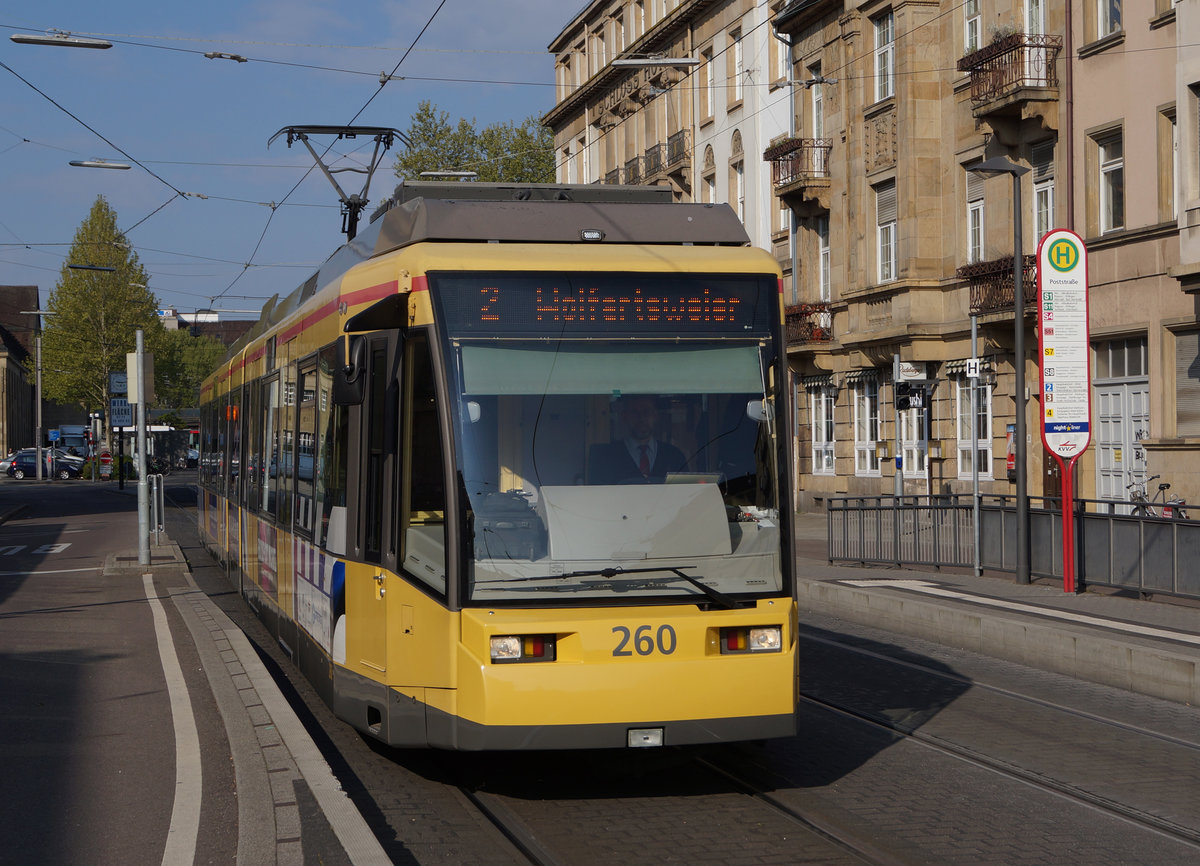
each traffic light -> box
[896,382,925,411]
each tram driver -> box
[587,394,687,484]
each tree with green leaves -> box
[39,196,167,426]
[154,327,228,411]
[393,100,555,183]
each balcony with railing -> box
[624,156,642,185]
[643,143,664,178]
[957,33,1063,115]
[763,137,832,204]
[784,302,834,346]
[957,254,1037,315]
[603,167,621,185]
[665,129,690,174]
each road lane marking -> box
[837,579,1200,647]
[142,572,201,865]
[0,566,103,576]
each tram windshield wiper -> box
[561,565,747,609]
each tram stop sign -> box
[1037,229,1091,459]
[1037,228,1090,595]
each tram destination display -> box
[433,271,776,336]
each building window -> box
[811,388,836,475]
[853,378,881,476]
[1159,105,1177,222]
[1098,130,1124,233]
[965,0,981,53]
[956,378,993,478]
[966,163,984,264]
[1176,330,1200,436]
[875,179,897,283]
[771,23,789,83]
[724,28,744,104]
[817,215,831,301]
[1098,0,1122,38]
[900,406,927,476]
[592,31,606,76]
[731,160,745,222]
[1032,139,1055,242]
[701,48,715,122]
[874,11,895,102]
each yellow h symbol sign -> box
[1048,238,1078,272]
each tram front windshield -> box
[441,271,784,606]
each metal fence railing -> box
[828,495,1200,601]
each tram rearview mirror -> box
[332,336,366,405]
[746,400,774,422]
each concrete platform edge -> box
[797,579,1199,707]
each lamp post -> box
[18,310,50,480]
[970,156,1031,584]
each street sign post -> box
[1037,229,1091,592]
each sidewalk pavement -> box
[791,512,1200,707]
[103,536,389,866]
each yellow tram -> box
[198,183,797,749]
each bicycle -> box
[1126,474,1189,519]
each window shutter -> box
[1032,140,1055,180]
[966,164,984,202]
[876,180,897,225]
[1176,330,1200,435]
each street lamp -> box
[18,310,51,481]
[10,31,112,49]
[69,159,131,170]
[970,155,1032,584]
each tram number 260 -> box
[612,624,677,657]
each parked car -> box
[4,449,83,480]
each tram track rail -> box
[795,628,1200,853]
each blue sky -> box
[1,0,571,317]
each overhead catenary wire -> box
[205,0,451,307]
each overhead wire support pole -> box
[136,330,150,566]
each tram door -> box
[346,335,395,675]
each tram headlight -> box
[720,626,783,654]
[489,634,557,663]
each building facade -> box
[544,0,792,258]
[545,0,1200,513]
[770,0,1198,513]
[0,287,38,456]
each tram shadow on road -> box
[756,623,973,789]
[363,622,971,804]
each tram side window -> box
[363,341,392,563]
[316,344,348,553]
[229,390,242,503]
[244,383,262,509]
[278,362,296,528]
[201,401,216,489]
[295,361,317,537]
[401,334,447,594]
[216,399,228,498]
[261,377,280,516]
